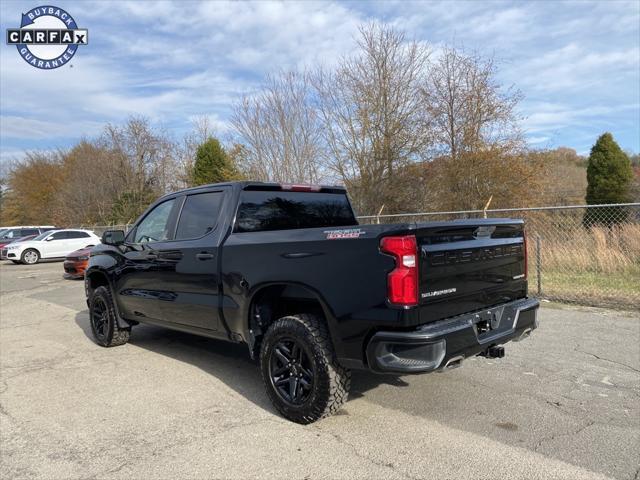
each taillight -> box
[523,232,528,279]
[380,235,418,306]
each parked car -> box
[0,226,55,248]
[0,234,38,260]
[4,229,100,264]
[85,181,538,424]
[63,247,92,279]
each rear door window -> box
[234,191,357,233]
[21,229,39,236]
[175,191,224,240]
[67,231,90,239]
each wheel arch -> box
[85,268,110,297]
[246,282,340,359]
[85,267,132,329]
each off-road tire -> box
[260,314,351,424]
[89,286,130,347]
[21,249,40,265]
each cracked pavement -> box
[1,261,639,479]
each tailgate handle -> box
[282,252,322,259]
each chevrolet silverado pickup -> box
[85,181,539,423]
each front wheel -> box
[89,286,130,347]
[260,314,351,424]
[21,249,40,265]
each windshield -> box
[32,230,58,241]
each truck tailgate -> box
[415,219,527,323]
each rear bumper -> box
[366,297,539,374]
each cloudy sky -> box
[1,0,639,165]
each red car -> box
[63,247,92,279]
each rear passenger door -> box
[155,189,228,331]
[66,231,93,250]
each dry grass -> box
[528,224,640,309]
[535,224,640,274]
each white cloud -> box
[1,0,638,161]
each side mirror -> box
[45,236,53,241]
[102,230,125,246]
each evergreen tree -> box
[192,138,240,186]
[584,133,633,226]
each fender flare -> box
[85,267,131,330]
[245,281,342,356]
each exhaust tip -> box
[440,355,465,371]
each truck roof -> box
[164,181,347,197]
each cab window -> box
[175,191,224,240]
[134,199,176,243]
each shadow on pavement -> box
[74,310,405,416]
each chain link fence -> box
[358,203,640,310]
[79,224,131,236]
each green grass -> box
[529,270,640,309]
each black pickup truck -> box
[86,181,538,423]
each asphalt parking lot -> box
[1,261,638,480]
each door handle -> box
[196,253,214,261]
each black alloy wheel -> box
[89,286,131,347]
[91,296,109,342]
[260,314,351,424]
[269,338,315,406]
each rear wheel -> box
[89,286,130,347]
[21,249,39,265]
[260,314,351,424]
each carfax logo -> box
[5,5,88,69]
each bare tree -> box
[231,71,323,183]
[314,23,431,214]
[423,46,523,160]
[58,140,131,225]
[100,117,178,222]
[421,47,537,210]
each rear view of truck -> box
[368,219,539,373]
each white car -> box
[3,229,100,265]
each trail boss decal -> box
[6,5,88,69]
[324,228,366,240]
